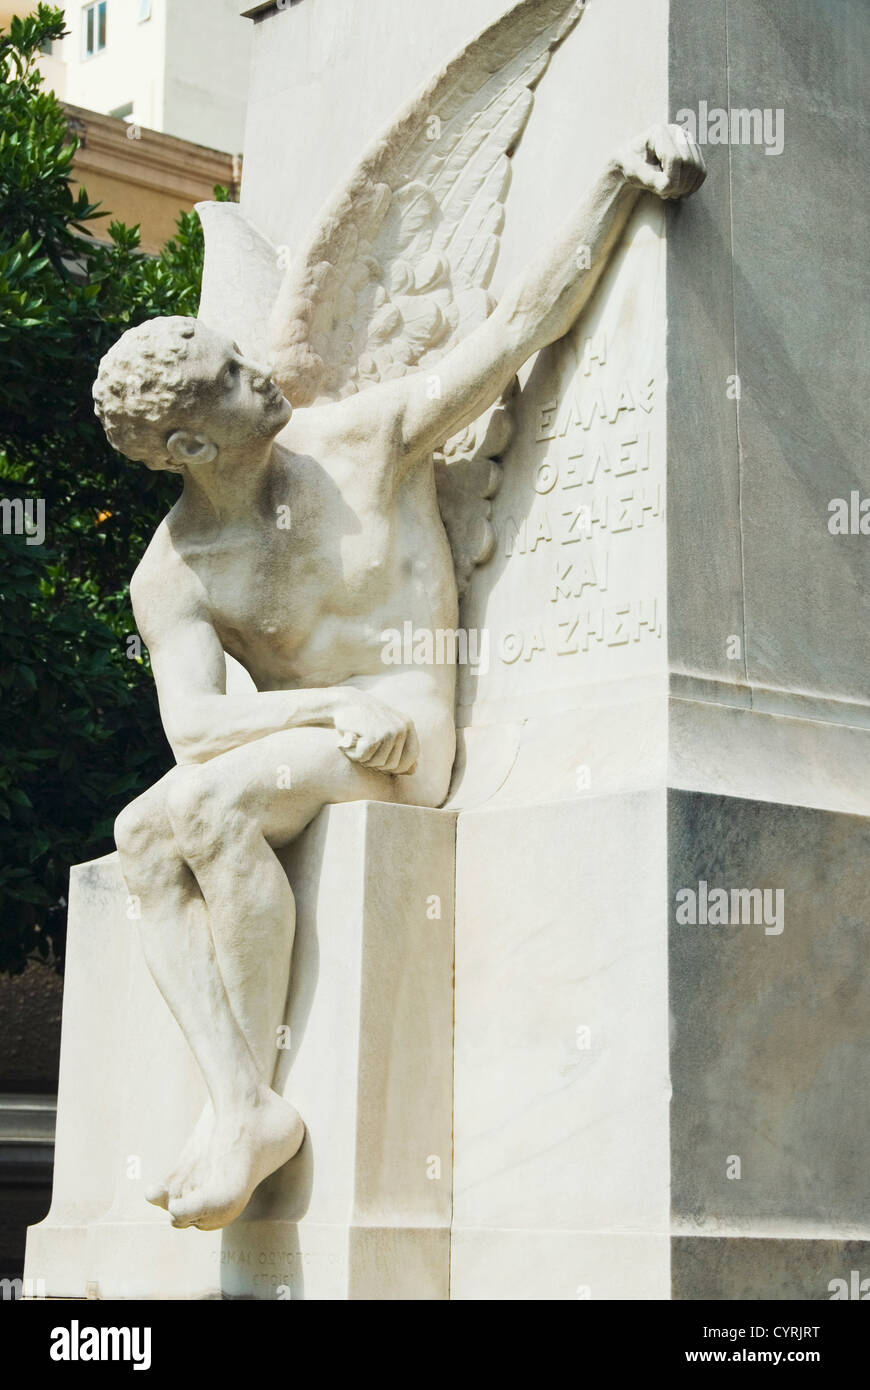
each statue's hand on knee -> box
[332,689,420,775]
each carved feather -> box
[268,0,586,407]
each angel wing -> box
[196,0,585,589]
[434,380,518,597]
[268,0,585,407]
[196,200,279,367]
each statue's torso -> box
[166,440,458,699]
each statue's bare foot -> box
[145,1102,215,1211]
[167,1089,304,1231]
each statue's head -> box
[93,317,292,472]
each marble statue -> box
[92,0,704,1232]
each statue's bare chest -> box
[178,466,399,677]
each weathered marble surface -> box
[672,1237,870,1302]
[667,0,870,713]
[452,792,671,1300]
[670,791,870,1237]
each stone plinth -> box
[26,802,455,1300]
[451,792,671,1300]
[668,791,870,1299]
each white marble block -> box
[26,801,455,1300]
[451,792,671,1300]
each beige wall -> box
[0,0,65,93]
[0,1,36,23]
[66,104,240,254]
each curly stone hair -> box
[93,317,204,465]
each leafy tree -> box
[0,5,226,973]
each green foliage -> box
[0,5,227,973]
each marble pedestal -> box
[451,790,671,1300]
[448,780,870,1300]
[26,802,455,1300]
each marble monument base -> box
[27,725,870,1300]
[25,801,455,1300]
[448,756,870,1300]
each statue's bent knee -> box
[165,766,236,862]
[114,794,163,865]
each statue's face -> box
[165,326,292,469]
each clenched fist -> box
[617,123,706,200]
[332,689,420,775]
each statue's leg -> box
[118,727,402,1231]
[164,725,399,1067]
[114,773,272,1105]
[113,772,304,1224]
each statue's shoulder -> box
[130,514,200,629]
[131,516,172,586]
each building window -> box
[39,38,52,55]
[109,101,134,121]
[138,0,152,20]
[83,1,107,59]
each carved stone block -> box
[27,802,455,1299]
